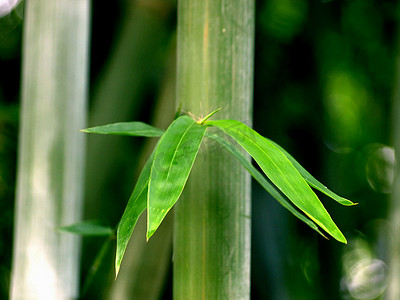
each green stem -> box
[198,108,221,124]
[174,0,254,299]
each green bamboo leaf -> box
[206,119,347,243]
[147,115,206,239]
[81,121,164,137]
[206,132,327,239]
[268,140,356,206]
[115,149,156,277]
[58,220,114,237]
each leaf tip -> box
[320,231,329,240]
[337,233,347,244]
[340,198,358,206]
[325,234,347,244]
[146,219,157,240]
[115,263,120,280]
[146,230,154,241]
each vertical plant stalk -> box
[10,1,90,299]
[82,1,174,296]
[108,41,177,300]
[386,32,400,300]
[174,0,254,299]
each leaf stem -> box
[197,108,222,125]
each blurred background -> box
[0,0,398,299]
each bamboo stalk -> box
[10,0,90,298]
[108,40,177,300]
[78,1,175,298]
[174,0,254,298]
[386,32,400,300]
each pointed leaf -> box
[115,149,156,277]
[268,140,356,206]
[81,122,164,137]
[206,119,346,243]
[206,132,327,239]
[147,115,206,239]
[58,220,114,236]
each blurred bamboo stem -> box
[108,39,177,300]
[174,0,254,298]
[10,0,90,299]
[386,29,400,300]
[80,1,174,298]
[84,0,172,221]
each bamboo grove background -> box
[1,0,399,299]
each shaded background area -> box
[0,0,398,299]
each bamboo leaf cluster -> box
[81,110,356,277]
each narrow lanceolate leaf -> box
[147,115,206,239]
[269,140,356,206]
[206,119,347,243]
[58,220,114,237]
[81,122,164,137]
[115,150,156,277]
[206,133,327,239]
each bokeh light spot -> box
[366,145,395,194]
[0,0,20,18]
[341,237,387,300]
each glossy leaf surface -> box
[81,122,164,137]
[147,115,206,239]
[115,150,156,277]
[206,132,327,239]
[206,119,346,243]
